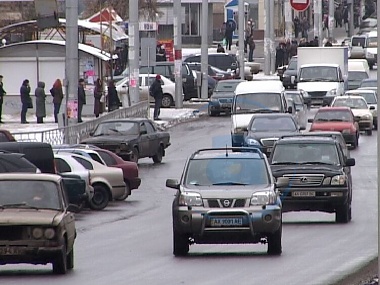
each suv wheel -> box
[53,242,67,274]
[173,229,189,256]
[267,226,282,256]
[162,94,173,108]
[208,107,218,117]
[89,184,110,210]
[152,145,164,163]
[352,135,359,149]
[336,203,351,223]
[366,129,373,136]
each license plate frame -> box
[220,103,231,108]
[0,247,26,255]
[210,217,243,227]
[292,191,316,197]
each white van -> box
[231,80,289,146]
[365,30,377,69]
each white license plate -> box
[292,191,316,197]
[210,217,243,227]
[0,247,25,255]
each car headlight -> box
[245,138,260,146]
[331,175,346,185]
[362,114,372,120]
[44,228,56,240]
[250,191,277,206]
[179,192,203,206]
[32,227,43,239]
[326,89,337,96]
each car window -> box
[314,110,353,122]
[358,92,377,104]
[73,157,94,170]
[351,37,366,47]
[250,117,297,132]
[140,122,147,134]
[182,65,190,75]
[88,153,104,164]
[285,93,303,105]
[154,66,169,77]
[360,80,377,88]
[287,59,297,70]
[94,121,140,136]
[139,76,144,86]
[145,121,155,133]
[140,66,151,74]
[97,151,117,166]
[54,158,72,173]
[348,71,369,81]
[186,56,201,63]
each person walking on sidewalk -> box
[77,78,86,123]
[248,35,255,62]
[94,78,103,118]
[20,79,32,124]
[150,74,163,120]
[0,75,6,123]
[50,79,63,123]
[107,79,121,112]
[224,20,235,51]
[35,81,46,124]
[301,17,309,39]
[244,20,253,53]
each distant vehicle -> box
[81,118,171,164]
[347,70,369,90]
[166,147,288,256]
[309,107,360,148]
[0,173,78,274]
[364,30,377,69]
[0,151,39,173]
[186,62,219,97]
[345,89,377,129]
[281,56,298,89]
[359,78,377,91]
[284,90,308,129]
[208,79,245,116]
[186,62,235,81]
[358,17,377,35]
[348,59,370,75]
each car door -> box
[139,75,150,102]
[145,121,159,156]
[61,180,76,250]
[138,122,150,158]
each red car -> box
[95,148,141,200]
[309,107,360,149]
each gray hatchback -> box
[166,147,289,256]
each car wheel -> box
[352,135,358,149]
[162,94,173,108]
[173,229,189,257]
[66,249,74,270]
[115,181,130,201]
[152,145,164,163]
[267,225,282,255]
[208,107,217,117]
[53,242,67,274]
[89,184,110,210]
[369,64,374,70]
[366,129,373,136]
[374,123,378,130]
[130,147,139,163]
[336,202,351,223]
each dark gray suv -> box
[166,147,289,256]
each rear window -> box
[351,37,366,47]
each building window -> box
[183,4,199,36]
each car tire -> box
[336,202,351,223]
[152,145,164,163]
[267,226,282,256]
[162,94,173,108]
[374,123,378,130]
[352,135,358,149]
[89,184,110,211]
[208,107,218,117]
[366,129,373,136]
[67,249,74,270]
[173,229,189,257]
[115,181,130,201]
[53,242,67,274]
[130,147,139,163]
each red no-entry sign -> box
[290,0,311,12]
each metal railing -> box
[12,101,149,145]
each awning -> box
[225,0,249,11]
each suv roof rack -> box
[192,147,264,158]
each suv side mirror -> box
[275,177,289,188]
[166,179,180,189]
[345,158,355,167]
[370,106,375,110]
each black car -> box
[348,71,369,90]
[0,151,39,173]
[81,118,171,163]
[186,63,217,97]
[282,56,297,89]
[243,113,300,156]
[269,136,355,223]
[208,79,245,116]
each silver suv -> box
[166,147,289,256]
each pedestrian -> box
[248,35,256,62]
[156,44,167,62]
[244,20,252,53]
[275,41,286,69]
[93,78,103,118]
[224,19,235,51]
[35,81,46,124]
[50,79,63,123]
[324,38,333,47]
[149,74,163,120]
[217,43,225,53]
[288,39,298,58]
[301,17,309,39]
[107,79,121,112]
[293,16,300,38]
[20,79,32,124]
[0,75,6,123]
[77,78,86,123]
[343,5,349,32]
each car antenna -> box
[225,145,228,157]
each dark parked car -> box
[269,136,355,223]
[0,151,39,173]
[281,56,298,89]
[186,62,217,97]
[347,71,369,90]
[81,118,171,163]
[208,79,245,116]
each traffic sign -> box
[290,0,310,12]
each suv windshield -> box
[348,71,368,81]
[272,143,340,165]
[360,80,377,88]
[250,117,297,132]
[185,158,269,186]
[287,59,297,70]
[233,93,282,113]
[332,98,368,109]
[299,66,338,82]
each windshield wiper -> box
[0,203,39,210]
[211,182,249,185]
[271,162,300,165]
[299,161,335,165]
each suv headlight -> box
[245,138,260,146]
[330,175,346,185]
[326,89,337,96]
[250,191,277,206]
[362,114,372,120]
[179,192,203,206]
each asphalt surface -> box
[0,72,378,285]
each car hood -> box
[271,164,343,176]
[310,121,354,131]
[351,109,372,117]
[247,130,299,141]
[211,91,234,99]
[81,135,139,144]
[0,209,63,226]
[183,186,273,199]
[297,82,339,92]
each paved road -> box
[0,71,377,284]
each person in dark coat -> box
[156,44,167,62]
[149,74,163,120]
[293,17,300,38]
[288,40,298,58]
[0,75,6,123]
[324,38,333,47]
[224,20,235,51]
[217,43,225,53]
[107,80,121,112]
[35,81,46,124]
[20,79,31,124]
[50,79,64,123]
[248,35,256,62]
[275,42,286,69]
[312,36,319,47]
[77,78,86,123]
[93,78,103,118]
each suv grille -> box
[206,199,247,208]
[283,174,324,186]
[218,98,233,104]
[260,138,278,147]
[308,91,327,97]
[0,226,24,240]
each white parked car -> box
[116,74,178,108]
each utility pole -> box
[264,0,270,75]
[173,0,183,108]
[269,0,275,74]
[377,0,380,279]
[348,1,355,37]
[313,0,322,45]
[238,0,244,80]
[201,0,208,99]
[328,0,335,40]
[65,0,79,129]
[128,0,140,104]
[109,6,114,81]
[284,0,292,40]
